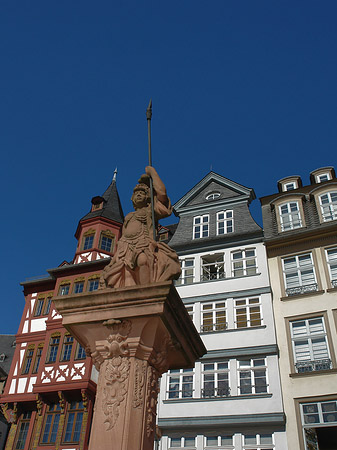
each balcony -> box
[286,283,318,296]
[296,358,332,373]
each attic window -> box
[91,196,104,212]
[206,192,220,201]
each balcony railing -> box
[201,322,227,333]
[286,283,318,296]
[201,271,226,282]
[296,358,332,373]
[202,387,230,398]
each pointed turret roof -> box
[80,175,124,224]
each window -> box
[319,192,337,222]
[15,412,32,450]
[43,296,52,315]
[243,434,274,450]
[82,233,95,250]
[34,297,45,316]
[201,301,226,332]
[316,173,331,183]
[88,278,99,291]
[326,247,337,288]
[99,231,115,253]
[238,358,268,395]
[60,334,74,362]
[217,211,233,235]
[206,192,220,200]
[202,362,230,398]
[290,317,331,373]
[231,248,257,277]
[46,334,61,363]
[193,215,209,239]
[75,343,86,360]
[205,435,233,448]
[59,283,70,296]
[284,182,297,191]
[235,297,262,328]
[185,305,194,322]
[74,281,84,294]
[63,400,84,443]
[279,201,302,231]
[282,253,317,296]
[32,344,43,373]
[176,258,195,285]
[167,369,194,399]
[0,353,5,362]
[41,403,61,444]
[201,254,225,281]
[301,400,337,426]
[22,345,35,374]
[169,437,196,448]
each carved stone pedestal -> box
[54,281,206,450]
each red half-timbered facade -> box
[0,176,124,450]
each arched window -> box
[319,191,337,222]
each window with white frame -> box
[202,362,230,398]
[231,248,257,277]
[279,201,302,231]
[290,317,331,373]
[316,173,331,183]
[167,369,194,399]
[282,253,317,296]
[301,400,337,427]
[319,191,337,222]
[243,433,274,450]
[326,247,337,288]
[169,437,196,448]
[217,211,233,235]
[238,358,268,395]
[235,297,262,328]
[193,215,209,239]
[283,181,297,191]
[176,258,195,285]
[204,435,233,448]
[201,301,226,332]
[201,254,225,281]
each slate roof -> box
[80,179,124,224]
[0,335,16,376]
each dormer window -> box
[284,182,297,191]
[310,167,335,184]
[217,211,233,234]
[319,192,337,222]
[279,202,302,231]
[91,195,104,212]
[0,353,5,362]
[193,215,209,239]
[206,192,221,201]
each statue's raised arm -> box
[99,167,181,289]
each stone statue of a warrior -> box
[99,166,181,288]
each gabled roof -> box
[174,171,256,214]
[80,178,124,224]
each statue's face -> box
[132,189,149,208]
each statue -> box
[99,166,181,288]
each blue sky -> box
[1,1,336,334]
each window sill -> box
[163,393,272,403]
[289,368,337,378]
[200,325,266,335]
[281,290,325,301]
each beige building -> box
[260,167,337,450]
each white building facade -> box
[157,172,287,450]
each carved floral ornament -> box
[0,402,18,423]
